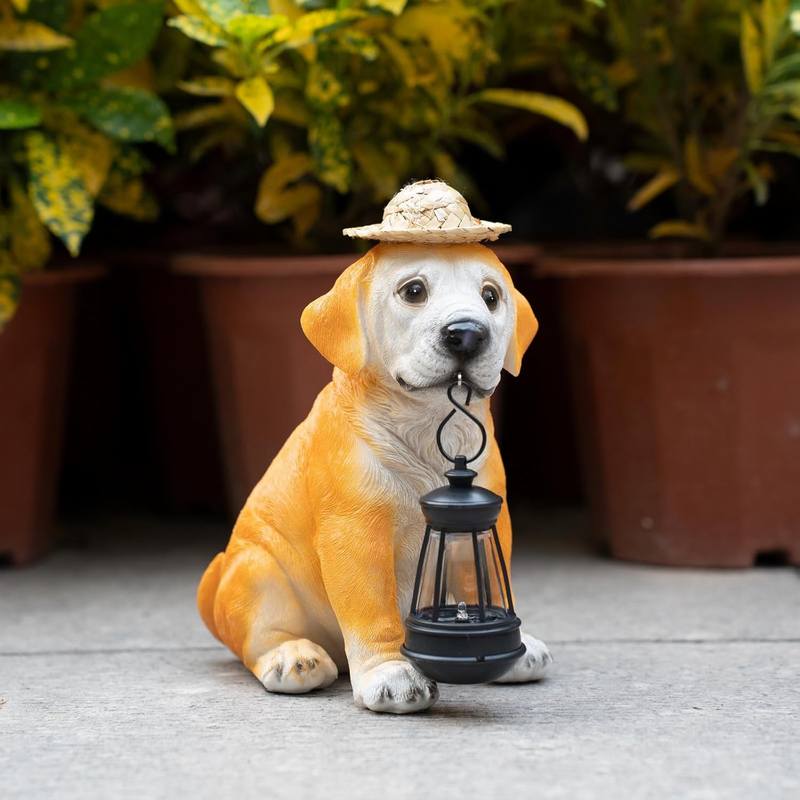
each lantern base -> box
[401,644,526,684]
[402,612,525,684]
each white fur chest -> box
[356,394,489,618]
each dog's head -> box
[301,243,537,397]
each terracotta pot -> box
[540,251,800,567]
[0,265,104,565]
[100,251,226,512]
[173,245,541,512]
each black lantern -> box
[402,379,525,684]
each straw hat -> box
[342,179,511,244]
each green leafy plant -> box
[0,0,174,327]
[569,0,800,251]
[167,0,588,239]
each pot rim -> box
[170,243,541,278]
[538,252,800,278]
[21,263,106,287]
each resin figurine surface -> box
[197,181,552,713]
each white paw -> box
[352,660,439,714]
[255,639,338,694]
[494,632,553,683]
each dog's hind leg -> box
[211,542,341,695]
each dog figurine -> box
[198,181,552,713]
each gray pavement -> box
[1,511,798,799]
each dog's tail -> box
[197,552,224,641]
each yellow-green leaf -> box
[9,178,51,272]
[178,76,235,96]
[273,9,364,49]
[24,131,94,257]
[255,153,321,236]
[226,14,288,45]
[10,0,31,13]
[168,15,228,46]
[173,0,207,14]
[684,135,715,195]
[741,11,763,92]
[377,33,416,86]
[0,20,73,51]
[235,76,274,126]
[173,102,234,130]
[762,0,788,61]
[649,220,710,241]
[627,168,680,212]
[393,2,475,65]
[473,89,588,141]
[366,0,407,14]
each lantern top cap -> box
[342,180,511,244]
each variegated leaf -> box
[66,87,175,150]
[308,114,350,192]
[198,0,269,25]
[45,2,164,90]
[168,15,229,47]
[305,62,347,110]
[24,131,94,256]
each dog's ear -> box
[503,286,538,376]
[301,249,375,375]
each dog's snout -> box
[441,320,488,358]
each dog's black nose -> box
[441,320,488,358]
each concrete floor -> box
[1,511,798,800]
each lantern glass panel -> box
[414,529,509,622]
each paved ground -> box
[1,511,798,800]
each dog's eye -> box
[481,284,499,311]
[398,279,428,305]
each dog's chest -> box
[358,409,486,617]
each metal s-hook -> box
[435,377,488,465]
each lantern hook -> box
[435,377,488,465]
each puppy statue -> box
[198,180,552,714]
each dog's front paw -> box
[494,632,553,684]
[255,639,338,694]
[352,660,439,714]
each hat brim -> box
[341,221,511,244]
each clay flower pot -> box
[541,249,800,567]
[0,265,104,565]
[173,244,540,512]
